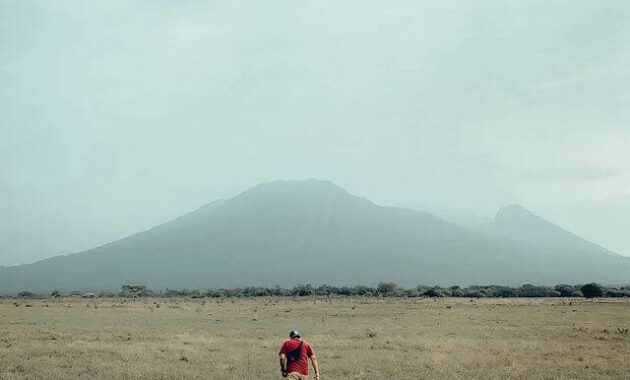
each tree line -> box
[10,282,630,299]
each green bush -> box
[403,288,420,297]
[519,284,560,297]
[377,282,398,297]
[554,284,580,297]
[449,286,464,297]
[292,284,315,296]
[604,289,630,297]
[424,286,450,297]
[581,283,604,298]
[464,290,486,298]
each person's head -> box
[289,330,301,339]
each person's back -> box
[279,330,319,380]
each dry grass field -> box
[1,297,629,380]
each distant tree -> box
[491,286,519,297]
[416,285,431,297]
[425,286,449,297]
[403,288,420,297]
[50,290,61,297]
[350,285,374,296]
[604,288,630,297]
[120,284,151,297]
[581,283,604,298]
[463,290,486,298]
[337,286,352,296]
[292,284,314,296]
[377,282,397,297]
[314,284,339,296]
[272,286,291,297]
[519,284,559,297]
[449,286,464,297]
[18,291,35,298]
[242,287,271,297]
[554,284,577,297]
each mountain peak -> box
[495,204,535,221]
[236,179,350,200]
[252,179,346,192]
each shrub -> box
[271,286,291,297]
[120,284,151,297]
[449,286,465,297]
[377,282,398,297]
[554,284,579,297]
[314,284,339,296]
[581,283,604,298]
[464,290,486,298]
[416,285,430,295]
[292,284,314,296]
[604,289,630,297]
[350,285,375,296]
[98,291,117,297]
[424,287,450,297]
[18,291,35,298]
[242,287,272,297]
[519,284,559,297]
[491,286,519,297]
[403,288,420,297]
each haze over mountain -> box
[1,180,629,294]
[483,205,619,255]
[2,1,630,267]
[400,205,493,230]
[405,204,625,256]
[543,199,630,257]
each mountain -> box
[484,205,619,255]
[1,180,629,294]
[400,204,493,230]
[543,198,630,256]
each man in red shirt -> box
[279,330,320,380]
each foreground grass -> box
[1,297,629,380]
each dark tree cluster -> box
[8,282,630,299]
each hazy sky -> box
[2,0,629,265]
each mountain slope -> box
[484,205,619,256]
[1,180,629,293]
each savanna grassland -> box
[1,297,629,380]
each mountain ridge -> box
[1,180,628,293]
[486,204,620,257]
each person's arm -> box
[279,353,287,377]
[310,354,320,380]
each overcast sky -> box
[1,0,629,265]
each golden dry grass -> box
[1,297,629,380]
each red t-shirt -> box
[279,339,314,376]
